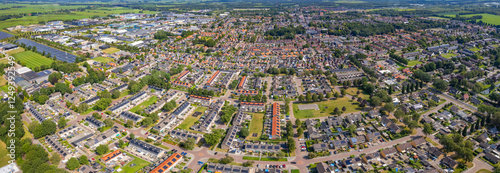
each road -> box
[466,153,494,173]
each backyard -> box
[175,106,208,134]
[247,112,265,141]
[92,57,114,63]
[293,96,362,119]
[129,96,158,113]
[121,150,150,173]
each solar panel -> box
[0,31,13,40]
[16,39,77,63]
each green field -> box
[12,51,53,69]
[6,48,25,56]
[102,47,120,54]
[0,4,86,15]
[293,97,362,119]
[129,96,158,113]
[247,113,264,141]
[458,13,500,25]
[407,60,423,67]
[345,87,369,99]
[176,106,207,134]
[0,141,10,167]
[0,7,157,29]
[441,53,457,59]
[121,150,151,173]
[92,57,113,63]
[470,47,481,52]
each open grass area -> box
[92,57,113,63]
[121,150,151,173]
[441,53,457,59]
[175,106,208,134]
[476,169,492,173]
[6,47,25,56]
[12,51,53,69]
[247,112,265,141]
[0,4,87,16]
[345,87,369,99]
[129,96,158,113]
[102,47,120,54]
[470,47,481,52]
[407,60,423,67]
[0,141,10,167]
[293,97,362,119]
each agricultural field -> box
[0,4,86,15]
[0,7,157,29]
[247,112,265,141]
[12,51,53,69]
[6,47,25,56]
[458,13,500,25]
[102,47,120,54]
[293,96,362,119]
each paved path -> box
[466,153,494,173]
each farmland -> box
[12,51,53,69]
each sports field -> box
[12,51,53,69]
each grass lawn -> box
[118,90,130,99]
[476,169,492,173]
[470,47,481,52]
[102,47,120,54]
[293,97,362,119]
[92,57,114,63]
[175,106,208,134]
[0,141,10,167]
[345,87,369,99]
[129,96,158,113]
[6,47,25,56]
[12,51,53,69]
[291,169,300,173]
[247,112,265,141]
[407,60,423,67]
[441,53,457,59]
[121,150,151,173]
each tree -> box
[50,152,61,165]
[242,161,254,167]
[92,112,102,119]
[423,123,433,137]
[79,155,89,165]
[312,93,318,102]
[181,137,196,150]
[104,118,114,127]
[58,117,67,128]
[66,158,80,170]
[462,126,468,136]
[205,129,225,146]
[219,156,234,164]
[394,109,405,120]
[341,89,346,96]
[297,127,304,138]
[276,151,285,160]
[129,133,135,140]
[306,93,312,102]
[370,96,382,107]
[112,90,120,99]
[239,128,249,138]
[342,106,346,112]
[141,117,153,127]
[298,95,305,102]
[126,120,134,128]
[95,144,109,155]
[287,137,296,152]
[348,125,356,135]
[118,139,126,148]
[295,119,301,127]
[383,103,395,113]
[334,107,341,116]
[433,79,449,91]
